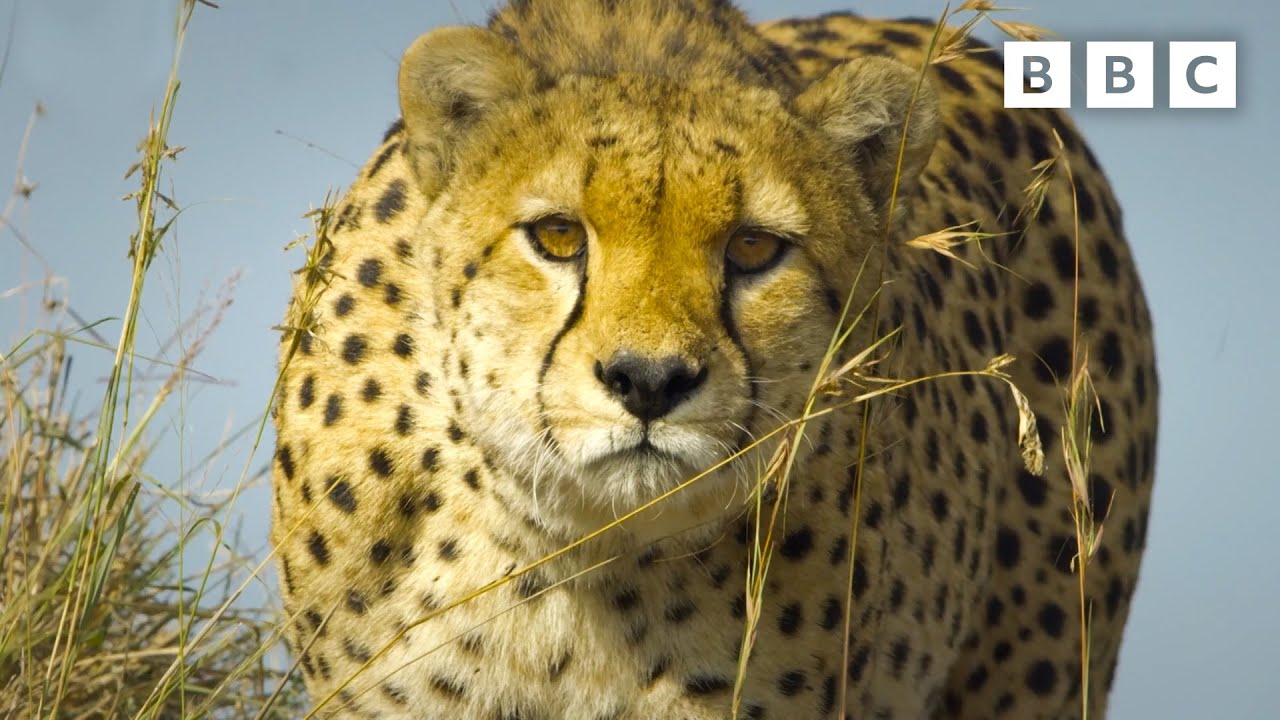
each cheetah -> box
[270,2,1158,718]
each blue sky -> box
[1,1,1276,716]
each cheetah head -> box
[396,26,938,541]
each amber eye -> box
[526,215,587,261]
[726,228,787,275]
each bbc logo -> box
[1004,41,1237,109]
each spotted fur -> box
[271,2,1157,718]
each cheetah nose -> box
[594,352,708,422]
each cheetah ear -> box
[398,26,540,199]
[796,56,939,221]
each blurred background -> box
[0,0,1275,716]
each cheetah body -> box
[271,2,1157,718]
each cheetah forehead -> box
[489,0,802,90]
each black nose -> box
[594,352,707,422]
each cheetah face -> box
[424,83,833,539]
[397,27,936,539]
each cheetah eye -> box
[725,228,788,275]
[525,215,587,262]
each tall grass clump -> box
[0,1,303,717]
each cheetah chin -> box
[476,390,758,542]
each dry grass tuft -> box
[1,1,303,717]
[1039,126,1110,720]
[932,1,1055,66]
[905,222,1007,270]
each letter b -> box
[1107,56,1134,93]
[1024,55,1053,93]
[1087,42,1153,108]
[1005,42,1071,108]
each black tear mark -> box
[718,275,757,452]
[534,260,588,447]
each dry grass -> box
[735,3,1102,717]
[913,6,1108,718]
[0,2,303,717]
